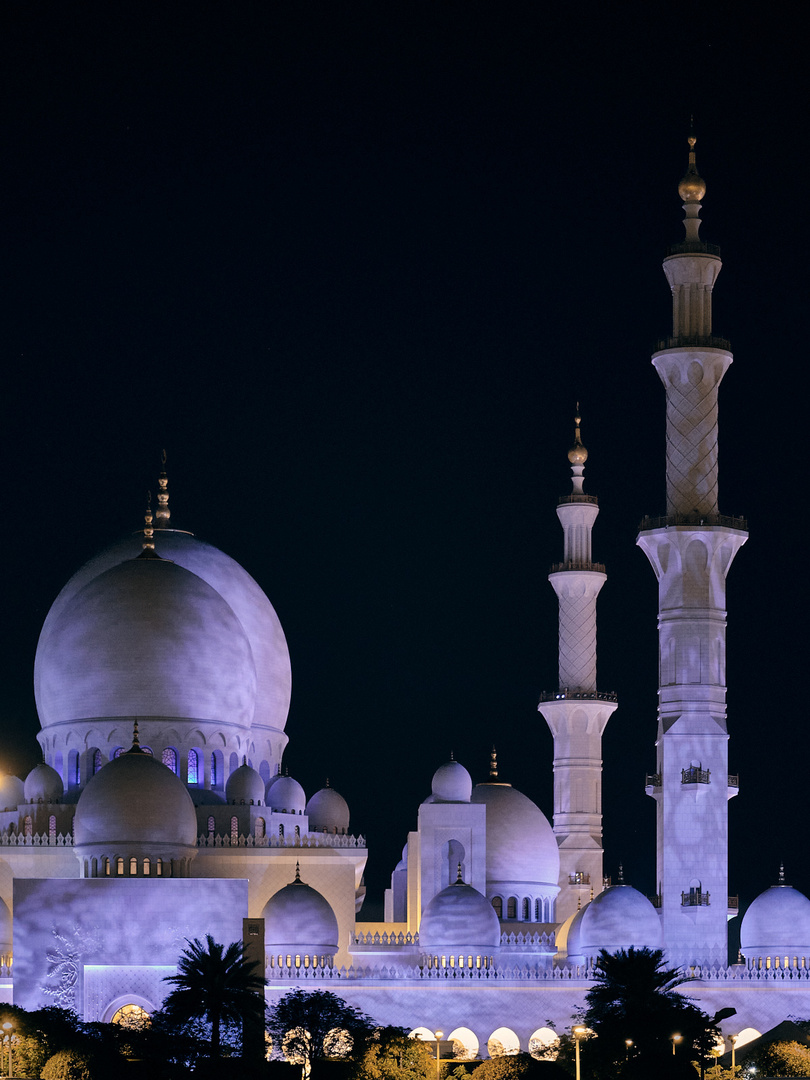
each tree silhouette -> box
[266,989,374,1075]
[580,947,718,1079]
[162,935,266,1059]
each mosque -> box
[1,138,809,1058]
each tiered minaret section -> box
[538,414,617,923]
[637,137,747,968]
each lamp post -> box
[625,1039,633,1062]
[730,1035,738,1076]
[434,1030,443,1080]
[573,1026,586,1080]
[1,1022,12,1078]
[671,1033,682,1056]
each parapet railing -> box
[654,334,731,352]
[197,832,366,849]
[682,766,711,785]
[0,832,72,846]
[557,494,599,506]
[666,241,721,257]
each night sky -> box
[0,2,806,937]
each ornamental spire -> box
[567,405,588,497]
[489,746,498,780]
[156,449,171,528]
[678,126,706,242]
[142,492,155,551]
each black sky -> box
[0,1,807,935]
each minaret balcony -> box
[568,872,590,885]
[666,240,721,257]
[645,773,662,792]
[681,889,710,907]
[654,333,731,352]
[557,493,599,507]
[549,560,605,574]
[681,765,711,785]
[538,688,618,703]
[728,774,739,789]
[638,512,747,532]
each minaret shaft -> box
[539,416,616,924]
[638,138,747,968]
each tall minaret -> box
[538,411,617,923]
[637,135,747,968]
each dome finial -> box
[779,862,786,884]
[156,449,171,529]
[617,862,625,884]
[456,862,464,884]
[294,861,301,882]
[129,719,144,754]
[142,492,155,551]
[489,746,498,780]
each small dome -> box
[567,886,663,963]
[268,775,306,814]
[262,869,339,954]
[24,763,64,803]
[471,782,559,890]
[678,169,706,203]
[0,774,24,812]
[431,760,472,803]
[741,885,810,959]
[306,785,350,834]
[225,761,265,805]
[419,880,501,950]
[73,746,198,853]
[36,556,257,731]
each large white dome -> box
[36,554,257,731]
[566,886,663,964]
[35,529,291,738]
[470,782,559,891]
[73,746,198,855]
[262,870,339,954]
[740,885,810,960]
[419,880,501,951]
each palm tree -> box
[581,947,717,1078]
[162,935,266,1059]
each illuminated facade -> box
[1,140,808,1054]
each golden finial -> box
[779,863,786,885]
[142,492,155,551]
[489,746,498,780]
[294,861,301,882]
[678,127,706,203]
[577,894,582,911]
[568,404,588,466]
[129,719,144,753]
[456,862,464,884]
[590,884,594,902]
[617,863,625,884]
[156,449,171,528]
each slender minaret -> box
[637,135,747,968]
[538,411,617,923]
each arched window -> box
[24,815,32,837]
[507,897,517,920]
[255,818,266,839]
[103,857,110,876]
[535,898,542,921]
[116,857,124,875]
[210,752,218,787]
[141,746,153,757]
[113,747,125,759]
[156,859,163,877]
[522,897,530,921]
[49,815,57,840]
[279,823,285,838]
[188,749,199,785]
[129,857,137,875]
[230,816,238,843]
[162,748,178,773]
[68,750,80,786]
[492,896,503,918]
[207,815,215,835]
[143,858,151,875]
[90,748,102,775]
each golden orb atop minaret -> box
[568,407,588,465]
[678,133,706,203]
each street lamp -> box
[573,1026,587,1080]
[625,1039,633,1061]
[1,1022,12,1078]
[730,1034,738,1076]
[671,1033,682,1055]
[434,1030,444,1080]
